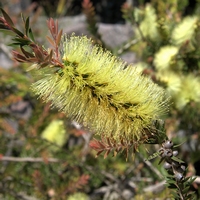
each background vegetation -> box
[0,0,200,199]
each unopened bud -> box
[164,162,171,169]
[174,171,183,181]
[180,165,186,172]
[172,150,178,156]
[163,141,173,149]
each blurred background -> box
[0,0,200,199]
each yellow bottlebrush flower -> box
[154,46,179,71]
[156,70,182,96]
[174,74,200,110]
[32,35,168,143]
[41,119,66,151]
[67,192,89,200]
[136,5,159,41]
[171,16,198,46]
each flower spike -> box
[32,35,168,144]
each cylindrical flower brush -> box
[32,35,168,143]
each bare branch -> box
[139,153,163,179]
[0,156,60,163]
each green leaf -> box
[171,191,178,198]
[184,177,192,183]
[171,156,185,163]
[12,27,24,37]
[190,176,196,182]
[25,17,30,36]
[0,28,15,36]
[28,28,35,42]
[174,140,186,148]
[145,151,159,161]
[12,38,31,45]
[182,186,190,193]
[21,13,25,24]
[0,8,14,26]
[8,43,23,46]
[167,179,176,185]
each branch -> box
[142,156,163,179]
[0,156,60,163]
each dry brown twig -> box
[0,156,60,163]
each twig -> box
[139,153,163,179]
[117,38,139,55]
[0,156,60,163]
[143,180,166,193]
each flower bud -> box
[172,150,178,156]
[164,162,171,169]
[161,149,173,158]
[163,140,173,149]
[174,171,183,181]
[180,165,186,172]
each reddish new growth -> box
[89,137,139,160]
[46,18,63,61]
[0,8,63,69]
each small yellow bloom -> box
[32,35,168,143]
[174,74,200,110]
[154,46,179,71]
[41,120,66,151]
[67,192,89,200]
[136,5,159,41]
[156,70,182,96]
[171,16,198,46]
